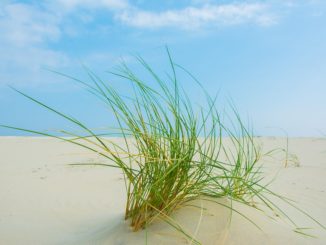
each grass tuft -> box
[2,48,325,243]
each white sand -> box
[0,137,325,244]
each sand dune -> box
[0,137,325,244]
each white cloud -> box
[117,3,277,29]
[0,3,61,46]
[0,46,71,87]
[55,0,129,11]
[0,2,70,86]
[0,1,279,87]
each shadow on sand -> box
[78,198,232,245]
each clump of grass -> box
[283,137,300,168]
[2,48,325,243]
[266,128,300,168]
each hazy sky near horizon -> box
[0,0,325,136]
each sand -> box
[0,137,325,244]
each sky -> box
[0,0,325,136]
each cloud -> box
[117,3,277,29]
[55,0,129,12]
[0,2,70,86]
[0,1,278,87]
[0,46,71,87]
[50,1,277,30]
[0,3,61,46]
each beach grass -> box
[2,48,325,243]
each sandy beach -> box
[0,137,325,245]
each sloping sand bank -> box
[0,137,325,244]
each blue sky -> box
[0,0,325,136]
